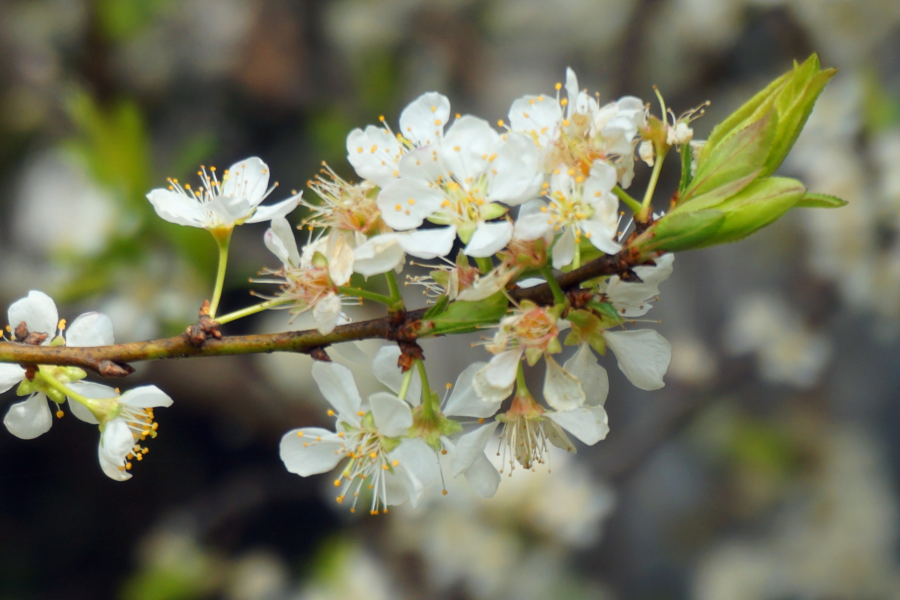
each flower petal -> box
[353,235,406,277]
[464,221,513,258]
[312,294,343,335]
[395,226,456,259]
[439,116,498,188]
[451,420,499,477]
[66,312,114,347]
[119,385,174,409]
[444,362,501,418]
[472,367,515,403]
[388,438,440,508]
[488,132,540,205]
[514,200,552,241]
[99,418,136,480]
[347,126,404,187]
[264,217,301,267]
[369,392,414,437]
[564,344,609,406]
[66,381,117,424]
[399,92,450,147]
[311,361,363,425]
[280,427,345,476]
[8,291,58,338]
[146,188,208,228]
[603,329,672,390]
[508,94,562,147]
[463,453,501,498]
[543,355,586,411]
[0,363,26,394]
[3,393,52,439]
[222,157,270,206]
[377,178,446,230]
[372,345,421,406]
[551,228,576,269]
[484,348,522,389]
[545,405,609,445]
[245,194,302,223]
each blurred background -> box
[1,0,900,598]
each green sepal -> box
[422,291,509,336]
[795,192,848,209]
[46,387,67,404]
[634,209,726,254]
[679,144,693,194]
[690,177,806,248]
[563,309,608,355]
[525,346,543,366]
[482,204,508,220]
[423,294,451,319]
[312,251,329,269]
[430,269,450,289]
[587,300,622,323]
[16,379,37,397]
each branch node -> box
[186,304,222,348]
[98,360,135,378]
[306,347,331,362]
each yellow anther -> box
[560,98,568,107]
[357,410,365,417]
[430,105,437,112]
[379,115,385,121]
[327,409,335,417]
[357,147,363,153]
[442,489,448,495]
[455,113,461,119]
[555,82,562,90]
[445,382,452,389]
[540,206,547,212]
[210,166,216,171]
[478,418,485,424]
[434,119,442,125]
[522,112,530,119]
[408,199,415,205]
[370,452,378,459]
[568,169,575,175]
[454,146,461,152]
[370,145,378,153]
[392,460,400,467]
[58,319,66,331]
[395,204,402,211]
[497,119,505,127]
[382,464,389,470]
[563,119,570,127]
[336,495,344,504]
[55,410,64,419]
[337,432,345,438]
[334,478,341,487]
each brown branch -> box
[0,252,637,376]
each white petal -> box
[372,346,421,406]
[388,438,440,508]
[551,228,576,269]
[279,427,345,476]
[484,348,522,389]
[398,145,445,182]
[264,217,301,267]
[99,418,136,478]
[245,194,302,223]
[399,92,450,147]
[581,219,622,255]
[488,132,540,205]
[451,420,499,477]
[332,342,367,363]
[0,364,26,394]
[546,405,609,445]
[603,329,672,390]
[3,393,52,439]
[508,94,563,146]
[584,160,617,195]
[565,68,580,119]
[223,157,270,206]
[444,362,501,418]
[463,453,501,498]
[8,291,59,338]
[312,294,343,335]
[377,178,446,230]
[146,188,207,228]
[514,202,552,241]
[353,235,405,277]
[347,126,404,187]
[395,226,456,259]
[472,367,515,403]
[369,392,414,437]
[328,234,355,286]
[543,355,586,411]
[119,385,174,409]
[564,343,609,406]
[464,221,512,258]
[311,361,362,425]
[439,116,498,188]
[66,312,114,347]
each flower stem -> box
[398,367,414,402]
[336,287,396,307]
[416,359,437,421]
[613,186,643,215]
[208,228,233,319]
[385,271,405,310]
[639,149,667,222]
[215,298,294,325]
[539,265,567,307]
[515,362,530,396]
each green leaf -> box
[682,111,776,203]
[692,177,806,248]
[423,292,509,336]
[635,209,726,254]
[423,294,451,319]
[795,192,848,209]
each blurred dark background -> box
[2,0,900,599]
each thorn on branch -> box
[98,360,135,377]
[306,347,331,362]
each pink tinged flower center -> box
[511,308,559,351]
[305,164,383,235]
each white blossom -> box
[146,157,301,231]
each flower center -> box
[306,164,383,236]
[114,405,159,473]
